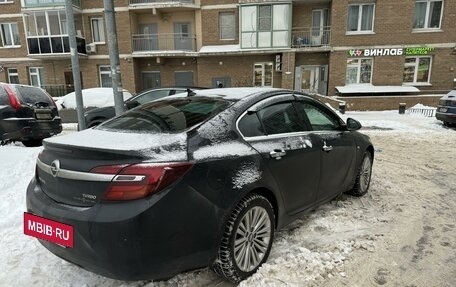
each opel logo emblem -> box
[50,160,60,177]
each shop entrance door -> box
[294,65,328,95]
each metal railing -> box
[27,36,86,55]
[23,0,81,8]
[408,107,437,117]
[132,33,196,52]
[291,26,331,48]
[130,0,194,4]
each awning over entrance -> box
[336,84,420,95]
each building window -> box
[240,4,291,49]
[413,0,443,30]
[0,23,20,47]
[99,65,112,87]
[29,67,44,87]
[346,58,373,85]
[347,4,375,33]
[403,57,432,84]
[254,63,273,87]
[7,68,19,84]
[91,18,105,43]
[220,12,235,40]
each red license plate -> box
[24,212,74,248]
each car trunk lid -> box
[37,129,188,207]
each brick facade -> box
[0,0,454,110]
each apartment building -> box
[0,0,455,100]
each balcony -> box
[291,26,331,48]
[129,0,197,10]
[132,33,196,53]
[27,36,86,57]
[130,0,194,4]
[23,0,81,9]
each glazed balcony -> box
[291,26,331,48]
[129,0,197,10]
[130,0,194,4]
[27,35,86,58]
[23,0,81,9]
[132,33,196,52]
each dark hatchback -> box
[84,87,205,127]
[26,88,374,282]
[0,83,61,146]
[436,90,456,126]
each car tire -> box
[212,194,275,283]
[21,139,43,147]
[346,151,373,197]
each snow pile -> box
[55,88,133,110]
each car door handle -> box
[270,149,286,160]
[322,142,333,152]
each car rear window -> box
[13,86,54,106]
[100,97,231,133]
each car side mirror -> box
[346,118,362,131]
[125,100,140,110]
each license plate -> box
[35,113,52,120]
[439,107,448,112]
[24,212,74,248]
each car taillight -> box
[4,84,21,110]
[90,162,193,201]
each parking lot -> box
[0,110,455,287]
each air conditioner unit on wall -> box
[86,43,97,54]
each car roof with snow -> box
[171,87,287,101]
[441,90,456,100]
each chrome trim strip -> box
[37,159,115,182]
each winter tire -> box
[212,194,275,283]
[346,151,372,197]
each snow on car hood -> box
[45,128,187,161]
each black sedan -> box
[26,88,373,282]
[84,86,205,127]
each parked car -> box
[25,87,374,282]
[55,88,133,110]
[0,83,62,147]
[436,90,456,126]
[84,87,206,127]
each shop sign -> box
[349,47,435,57]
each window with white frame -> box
[91,18,105,43]
[254,63,273,87]
[99,65,112,87]
[403,57,432,84]
[0,23,20,47]
[346,58,373,85]
[7,68,19,84]
[413,0,443,30]
[347,4,375,33]
[29,67,44,87]
[219,12,235,40]
[0,0,13,3]
[240,4,291,49]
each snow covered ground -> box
[0,110,455,287]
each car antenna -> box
[187,88,196,97]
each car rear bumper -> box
[26,177,220,281]
[436,112,456,124]
[1,117,62,141]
